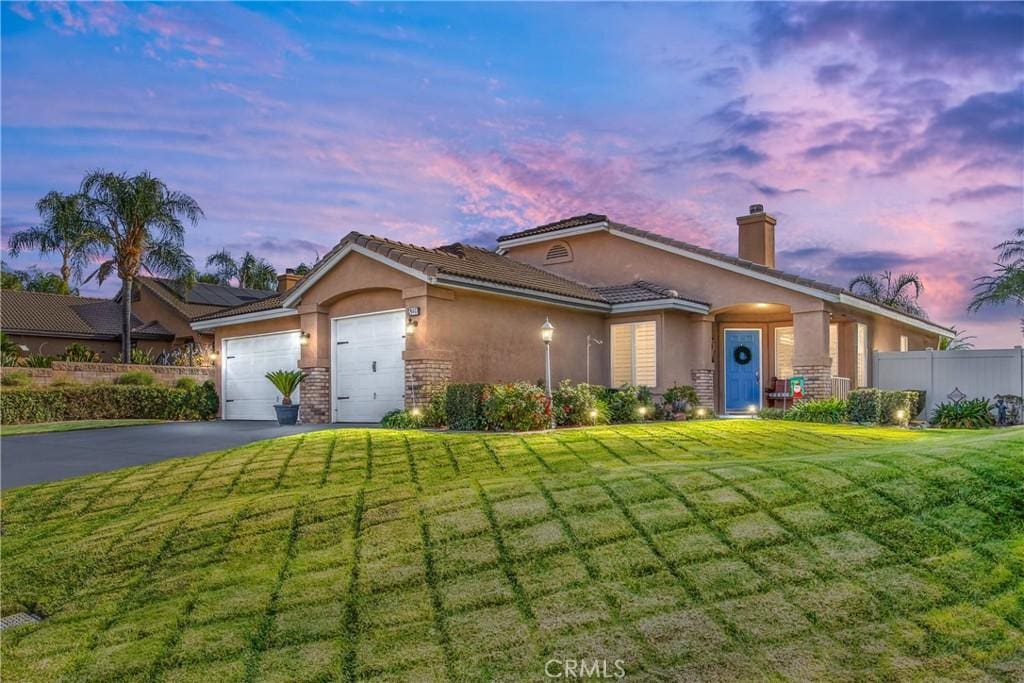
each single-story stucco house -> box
[1,290,175,361]
[191,206,952,422]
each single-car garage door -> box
[223,331,301,420]
[334,311,405,422]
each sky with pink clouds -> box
[2,2,1022,345]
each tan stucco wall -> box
[504,230,825,313]
[422,288,608,386]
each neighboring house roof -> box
[497,216,949,333]
[133,277,277,321]
[1,290,174,340]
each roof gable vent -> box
[544,241,573,264]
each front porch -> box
[709,304,855,414]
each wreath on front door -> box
[733,345,753,365]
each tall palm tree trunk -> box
[60,252,71,291]
[121,277,133,363]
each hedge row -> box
[847,388,923,425]
[0,381,219,424]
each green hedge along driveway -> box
[2,422,1022,681]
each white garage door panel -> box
[334,311,405,422]
[223,332,301,420]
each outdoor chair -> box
[766,377,793,410]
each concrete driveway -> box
[1,421,370,489]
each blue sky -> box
[2,2,1022,345]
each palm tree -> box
[7,191,104,292]
[937,325,976,351]
[849,271,926,316]
[81,171,203,362]
[970,227,1024,333]
[205,249,277,290]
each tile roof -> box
[496,213,608,243]
[497,213,942,328]
[1,290,174,340]
[193,222,945,333]
[594,281,709,307]
[137,277,276,320]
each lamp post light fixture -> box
[541,318,555,429]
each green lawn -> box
[2,419,166,436]
[2,422,1022,681]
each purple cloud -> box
[814,62,859,87]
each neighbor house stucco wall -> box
[3,334,168,362]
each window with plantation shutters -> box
[611,321,656,386]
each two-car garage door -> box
[223,331,302,420]
[221,311,405,422]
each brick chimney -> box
[277,268,301,293]
[736,204,776,268]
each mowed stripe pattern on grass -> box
[1,422,1023,681]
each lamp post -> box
[541,318,555,429]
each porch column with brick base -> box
[691,369,714,408]
[792,309,833,401]
[299,367,330,423]
[405,358,452,410]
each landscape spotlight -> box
[896,409,906,422]
[696,408,707,418]
[747,404,757,414]
[411,407,422,417]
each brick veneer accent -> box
[405,358,452,409]
[793,364,832,401]
[691,368,714,408]
[298,367,330,424]
[0,362,213,387]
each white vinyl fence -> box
[873,347,1024,417]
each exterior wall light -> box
[406,319,418,335]
[208,350,218,362]
[299,332,311,345]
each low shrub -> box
[903,389,927,419]
[758,407,787,420]
[878,390,916,425]
[552,380,608,426]
[0,381,219,424]
[785,398,848,424]
[60,343,100,363]
[930,398,995,429]
[116,370,156,386]
[175,377,199,390]
[443,383,487,430]
[482,382,549,432]
[380,409,424,429]
[847,388,880,423]
[662,384,700,411]
[1,351,20,367]
[24,355,54,368]
[1,371,31,388]
[607,384,655,423]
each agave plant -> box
[265,369,306,405]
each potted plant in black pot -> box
[265,369,306,425]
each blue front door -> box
[725,330,761,412]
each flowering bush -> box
[482,382,549,431]
[552,380,608,426]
